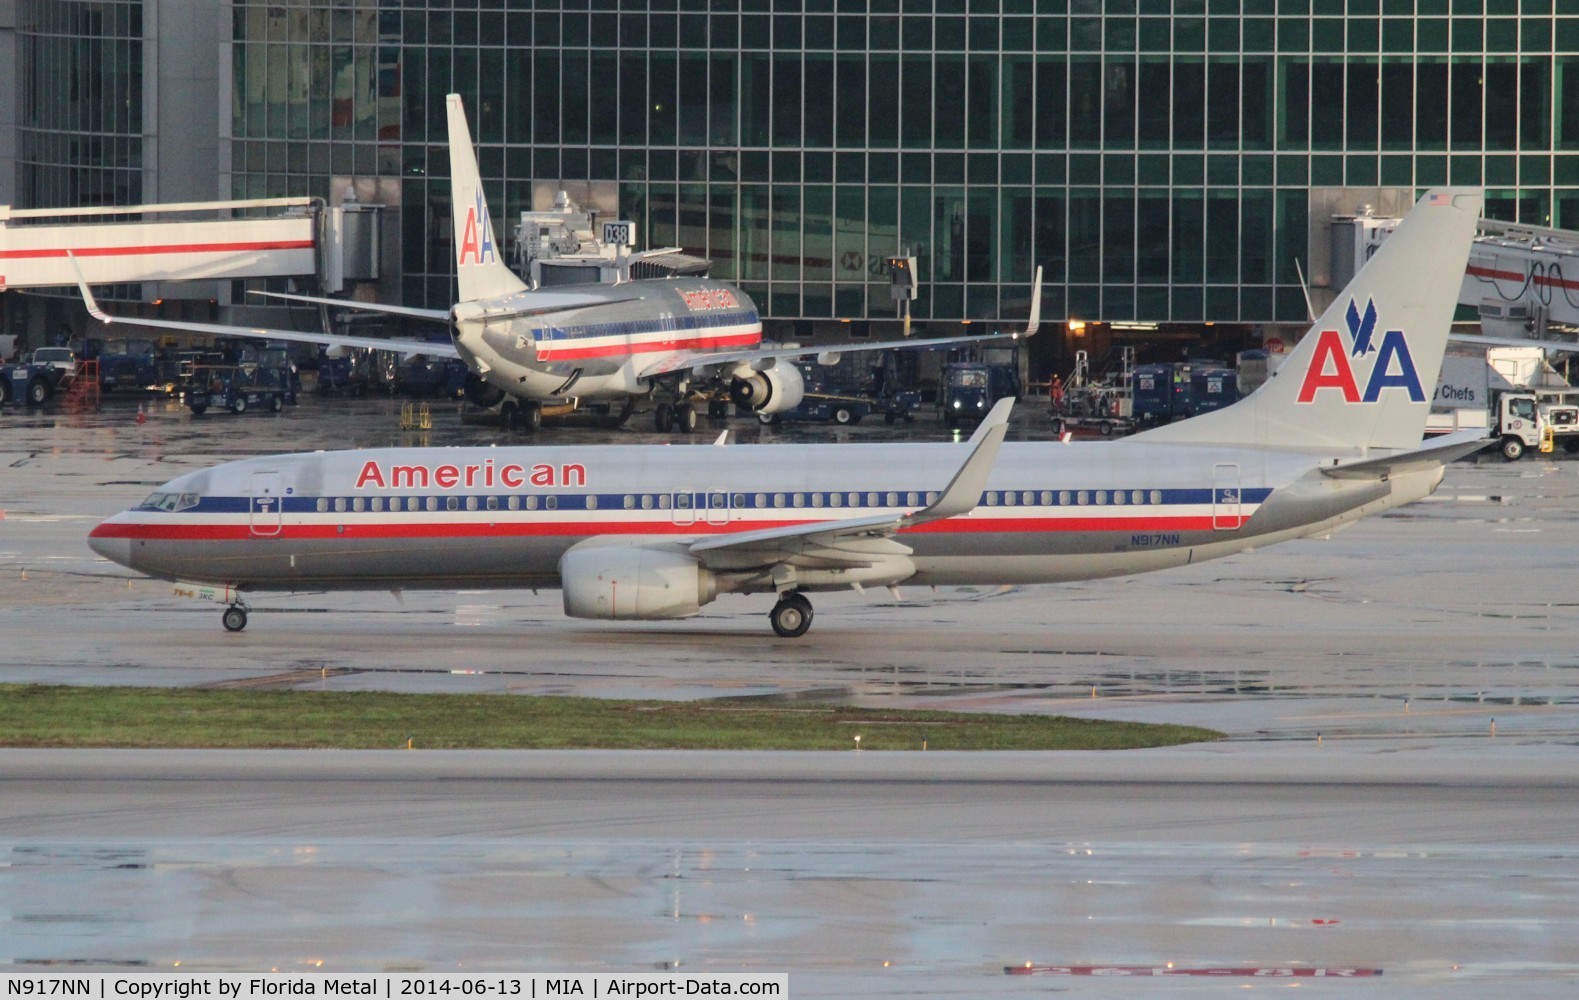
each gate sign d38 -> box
[602,221,636,248]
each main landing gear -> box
[221,603,250,633]
[769,591,814,638]
[500,399,543,433]
[653,401,698,434]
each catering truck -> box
[1428,346,1578,460]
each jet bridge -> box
[1332,210,1579,342]
[0,197,379,293]
[512,190,710,288]
[1460,220,1579,339]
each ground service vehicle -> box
[879,387,923,424]
[1427,388,1578,460]
[1132,360,1240,426]
[30,346,80,378]
[187,365,293,415]
[1540,398,1579,454]
[1487,391,1561,460]
[98,340,161,391]
[762,393,873,425]
[0,349,78,405]
[1050,349,1136,437]
[395,357,469,398]
[941,362,1020,427]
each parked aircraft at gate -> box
[76,94,1037,434]
[89,190,1488,637]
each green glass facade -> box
[17,0,144,209]
[228,0,1579,328]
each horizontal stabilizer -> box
[1321,428,1493,480]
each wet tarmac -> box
[3,392,1579,995]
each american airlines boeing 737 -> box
[89,189,1488,637]
[76,94,1036,434]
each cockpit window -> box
[139,491,200,512]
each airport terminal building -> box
[3,0,1579,351]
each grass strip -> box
[0,684,1220,751]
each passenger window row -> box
[306,489,1167,515]
[984,489,1164,507]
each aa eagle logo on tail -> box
[1296,298,1425,404]
[457,189,496,266]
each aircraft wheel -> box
[231,396,247,414]
[522,402,543,433]
[677,404,698,434]
[501,399,522,431]
[769,592,814,638]
[707,399,728,419]
[26,378,50,406]
[221,606,248,633]
[654,402,674,432]
[1501,436,1526,462]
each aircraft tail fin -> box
[446,93,528,303]
[1134,188,1482,453]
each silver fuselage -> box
[454,279,761,403]
[88,440,1443,595]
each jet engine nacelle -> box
[728,362,804,415]
[559,540,718,620]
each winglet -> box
[1293,258,1316,322]
[1020,266,1043,339]
[68,252,112,325]
[907,397,1014,525]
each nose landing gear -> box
[769,591,814,638]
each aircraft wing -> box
[71,258,461,358]
[1321,428,1494,480]
[251,289,646,324]
[687,398,1013,567]
[250,291,453,322]
[640,267,1042,379]
[640,329,1024,379]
